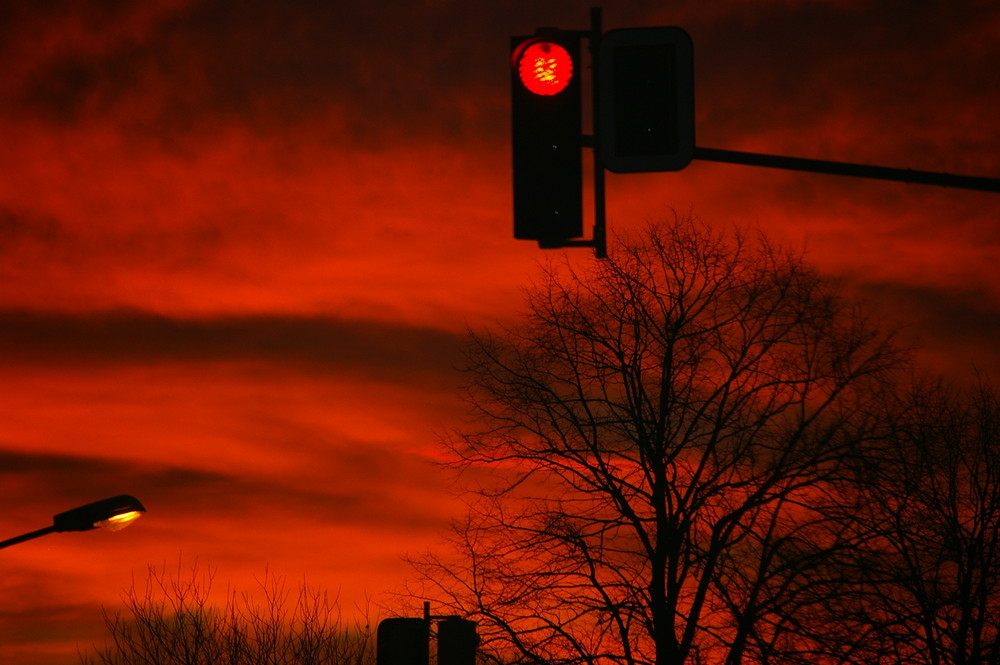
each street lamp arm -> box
[0,525,57,550]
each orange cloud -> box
[0,2,998,663]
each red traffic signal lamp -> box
[597,27,694,173]
[516,40,575,96]
[509,16,693,254]
[510,33,583,247]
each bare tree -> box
[406,218,903,665]
[79,559,375,665]
[819,380,1000,665]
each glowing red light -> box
[517,41,573,95]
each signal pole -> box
[589,7,607,259]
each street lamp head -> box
[52,495,146,533]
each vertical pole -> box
[423,602,434,665]
[589,7,607,259]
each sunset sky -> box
[1,2,998,663]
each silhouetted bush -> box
[79,559,375,665]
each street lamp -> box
[0,495,146,550]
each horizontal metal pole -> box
[693,146,1000,193]
[0,525,56,550]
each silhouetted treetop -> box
[410,216,908,665]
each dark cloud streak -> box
[0,309,464,381]
[858,280,1000,377]
[0,444,448,537]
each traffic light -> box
[510,33,583,247]
[437,618,478,665]
[377,618,429,665]
[597,27,694,173]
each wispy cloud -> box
[0,309,465,379]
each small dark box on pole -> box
[377,618,430,665]
[437,618,479,665]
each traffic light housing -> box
[597,27,694,173]
[377,618,429,665]
[510,33,584,247]
[437,618,478,665]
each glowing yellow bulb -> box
[95,510,144,532]
[533,57,558,82]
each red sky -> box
[0,2,998,663]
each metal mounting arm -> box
[694,146,1000,193]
